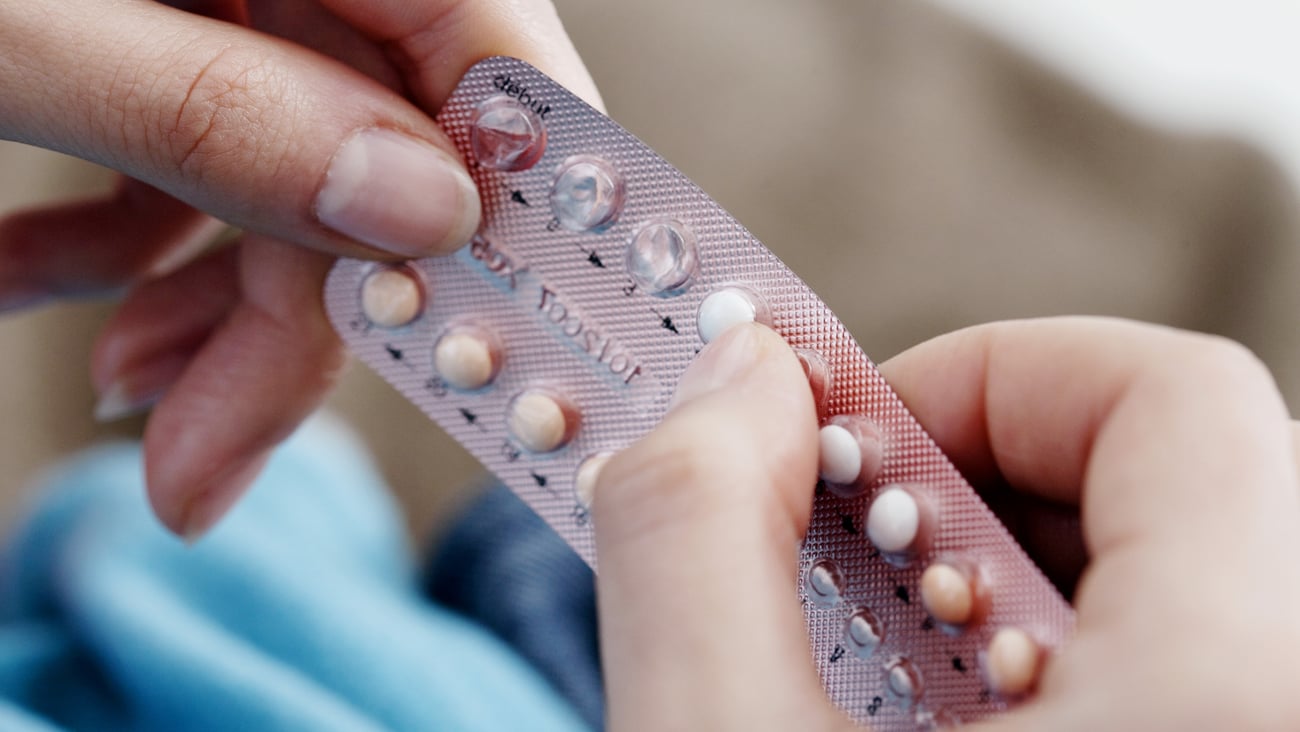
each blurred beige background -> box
[2,1,1297,542]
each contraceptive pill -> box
[326,56,1073,729]
[507,389,578,453]
[866,485,930,558]
[817,414,884,497]
[696,287,767,344]
[573,452,612,511]
[433,327,502,391]
[360,267,423,328]
[819,424,862,485]
[984,628,1043,698]
[919,562,980,628]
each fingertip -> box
[179,453,270,543]
[313,127,482,258]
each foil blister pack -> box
[323,56,1075,729]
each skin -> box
[0,0,599,538]
[4,4,1299,729]
[594,319,1300,731]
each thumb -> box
[1,2,477,259]
[593,324,848,731]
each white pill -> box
[507,390,576,453]
[920,563,975,626]
[866,487,921,554]
[818,424,863,485]
[360,268,423,328]
[985,628,1042,697]
[573,453,612,510]
[433,330,499,391]
[696,288,758,343]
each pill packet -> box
[323,56,1075,729]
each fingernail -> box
[0,286,49,313]
[179,454,269,544]
[315,128,481,256]
[94,352,190,422]
[93,382,156,422]
[670,322,766,409]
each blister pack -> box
[323,56,1075,729]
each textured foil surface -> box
[324,57,1075,729]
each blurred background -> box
[2,0,1297,543]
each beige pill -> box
[434,330,499,390]
[573,453,612,510]
[920,563,975,626]
[361,268,423,328]
[985,627,1042,697]
[507,390,577,453]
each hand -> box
[0,0,599,539]
[591,318,1300,730]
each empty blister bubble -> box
[433,326,503,391]
[794,349,833,416]
[884,657,924,708]
[844,607,885,659]
[360,267,424,328]
[915,708,959,730]
[471,95,547,171]
[550,155,624,232]
[507,389,579,453]
[805,558,846,607]
[625,218,698,295]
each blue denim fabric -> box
[0,417,588,732]
[425,485,604,731]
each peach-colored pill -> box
[361,268,423,328]
[985,627,1042,697]
[507,390,577,453]
[920,563,975,626]
[434,330,499,391]
[573,452,612,509]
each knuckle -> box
[106,44,297,184]
[165,48,283,177]
[1172,332,1273,388]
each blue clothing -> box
[0,417,589,732]
[425,486,603,729]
